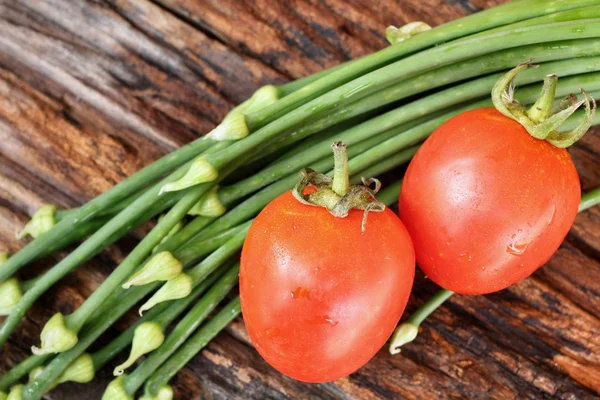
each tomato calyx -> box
[292,141,385,232]
[492,60,597,148]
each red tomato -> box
[240,191,415,382]
[400,107,580,295]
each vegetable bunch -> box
[1,1,600,398]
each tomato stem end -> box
[492,61,597,148]
[292,142,386,232]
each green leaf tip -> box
[188,186,226,217]
[159,156,218,194]
[31,313,78,355]
[6,385,22,400]
[139,273,193,315]
[140,385,174,400]
[386,22,431,45]
[0,278,23,316]
[114,322,165,376]
[122,251,182,289]
[17,205,57,240]
[103,376,133,400]
[389,322,419,355]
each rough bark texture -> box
[0,0,599,399]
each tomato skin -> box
[400,108,580,295]
[240,191,415,382]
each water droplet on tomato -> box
[306,315,338,327]
[506,240,529,255]
[547,205,556,225]
[265,327,280,337]
[290,287,310,299]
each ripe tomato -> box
[400,107,580,295]
[240,191,415,382]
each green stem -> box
[331,142,350,196]
[123,265,240,394]
[527,74,558,123]
[205,20,600,176]
[220,49,600,206]
[0,137,216,283]
[0,162,196,349]
[143,297,241,397]
[91,263,231,371]
[409,290,455,327]
[0,226,240,392]
[244,0,599,129]
[580,187,600,212]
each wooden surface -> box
[1,0,600,399]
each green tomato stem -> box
[331,142,351,197]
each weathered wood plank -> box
[0,0,599,399]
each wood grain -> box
[1,0,599,399]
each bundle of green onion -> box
[2,1,600,399]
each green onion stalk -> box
[109,182,408,400]
[0,190,183,319]
[5,15,600,346]
[20,123,422,399]
[107,265,242,398]
[1,84,288,350]
[3,3,600,398]
[244,1,600,128]
[7,70,600,400]
[0,222,246,393]
[0,153,219,351]
[389,187,600,354]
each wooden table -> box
[1,1,600,398]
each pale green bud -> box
[188,186,226,217]
[122,252,182,289]
[206,111,249,141]
[389,322,419,355]
[56,353,95,385]
[113,322,164,376]
[140,385,174,400]
[31,313,78,355]
[103,376,132,400]
[159,156,218,194]
[386,22,431,45]
[239,85,280,115]
[6,385,22,400]
[0,278,23,316]
[139,273,193,316]
[17,205,57,240]
[0,252,8,265]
